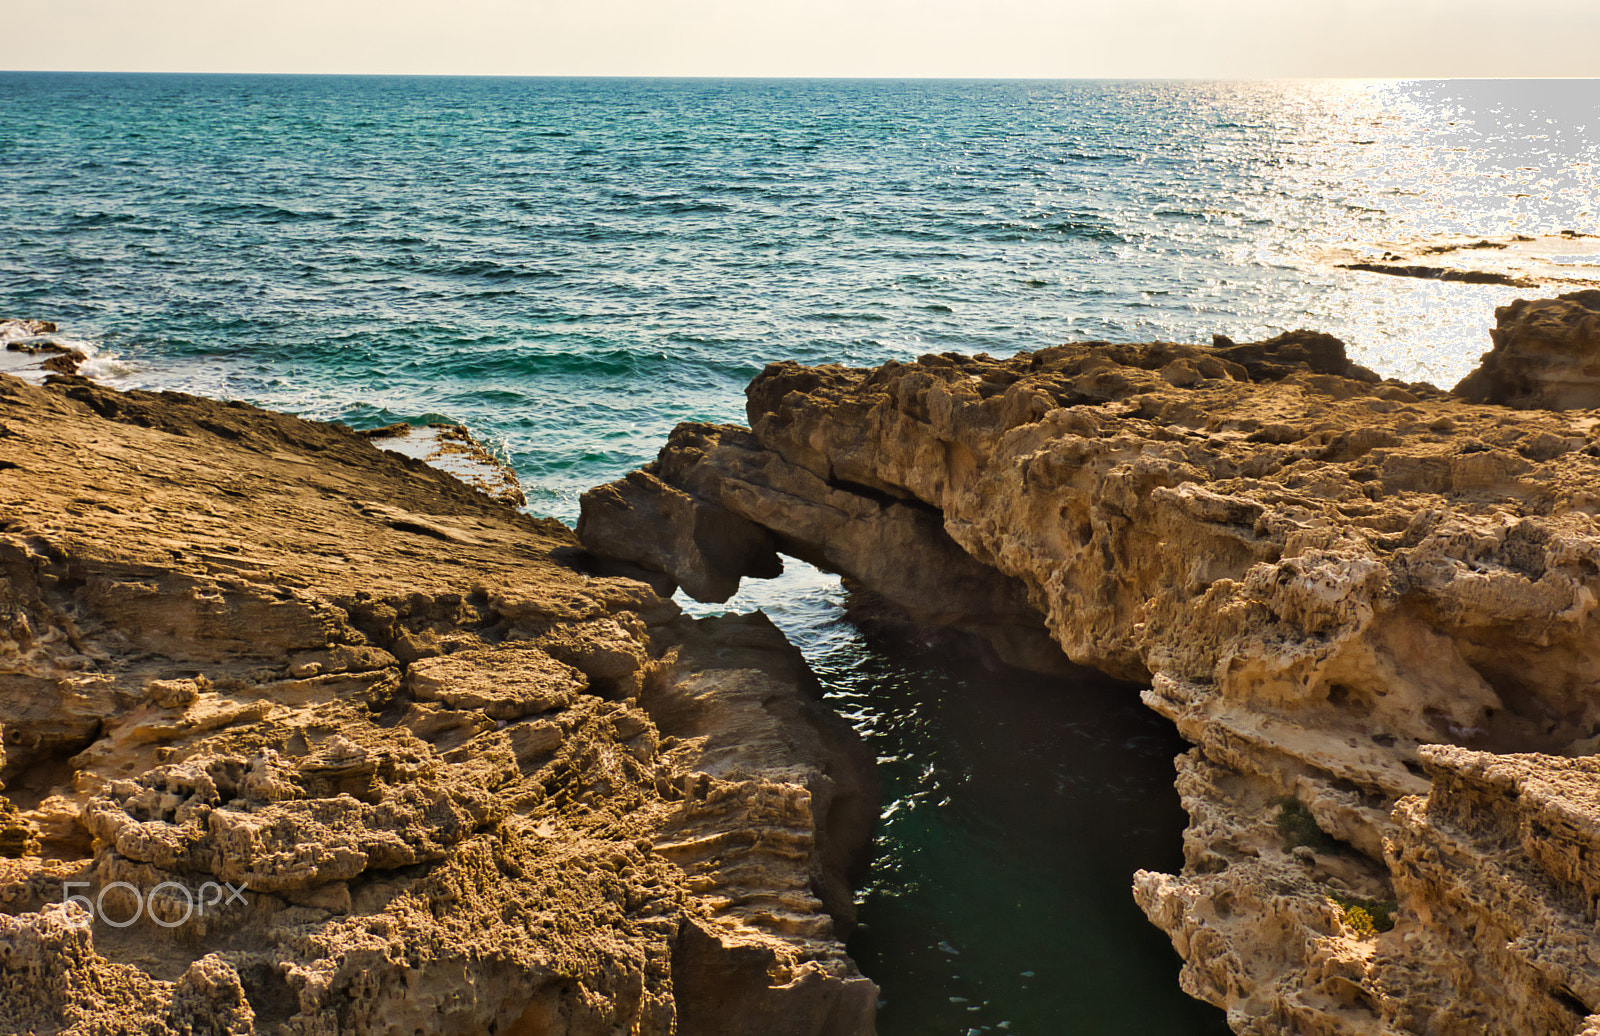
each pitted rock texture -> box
[0,371,877,1035]
[580,323,1600,1034]
[1453,289,1600,410]
[1380,748,1600,1036]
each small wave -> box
[0,332,128,384]
[431,345,664,381]
[973,217,1123,242]
[804,311,889,323]
[194,201,336,223]
[700,181,769,196]
[616,199,732,216]
[664,332,739,346]
[462,387,531,406]
[444,261,562,282]
[77,353,132,379]
[66,211,137,228]
[607,189,689,203]
[1041,218,1123,240]
[561,222,670,242]
[37,335,99,357]
[1060,151,1134,164]
[882,226,960,243]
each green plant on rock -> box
[1330,894,1397,936]
[1275,797,1345,855]
[1342,905,1378,937]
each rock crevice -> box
[580,317,1600,1034]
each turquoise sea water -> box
[3,74,1598,1033]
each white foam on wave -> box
[76,349,134,381]
[0,323,131,383]
[43,336,100,358]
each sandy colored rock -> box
[582,317,1600,1033]
[1453,289,1600,409]
[579,423,1073,675]
[0,369,877,1034]
[1377,748,1600,1036]
[406,641,587,719]
[645,611,880,1035]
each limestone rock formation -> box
[0,370,877,1034]
[581,323,1600,1034]
[1454,289,1600,410]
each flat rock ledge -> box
[580,307,1600,1036]
[0,371,878,1035]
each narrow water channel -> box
[682,562,1232,1035]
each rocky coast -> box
[0,357,878,1034]
[10,288,1600,1035]
[580,290,1600,1035]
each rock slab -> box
[0,370,878,1035]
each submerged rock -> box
[0,368,877,1034]
[581,317,1600,1034]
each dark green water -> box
[693,564,1231,1035]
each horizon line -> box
[5,70,1594,82]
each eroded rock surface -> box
[0,371,877,1034]
[581,323,1600,1034]
[1454,289,1600,410]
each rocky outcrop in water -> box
[359,421,529,509]
[0,370,877,1034]
[1453,289,1600,410]
[0,318,86,377]
[1327,232,1600,291]
[580,321,1600,1034]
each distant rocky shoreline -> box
[581,289,1600,1035]
[1324,231,1600,291]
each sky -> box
[10,0,1600,78]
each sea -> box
[3,74,1598,1034]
